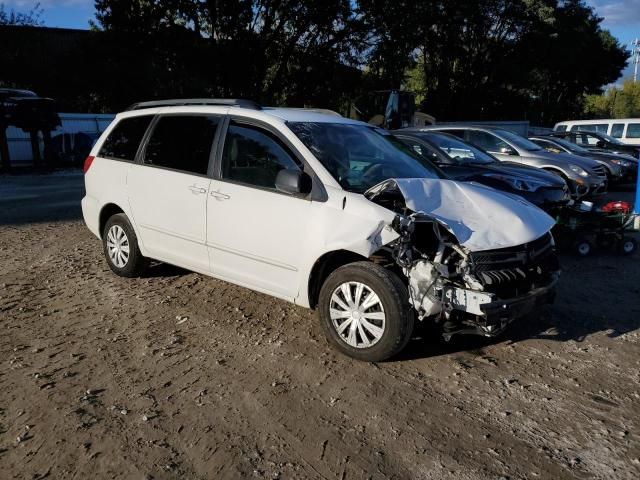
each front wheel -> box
[318,262,414,362]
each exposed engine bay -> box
[366,178,560,339]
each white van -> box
[82,99,559,361]
[553,119,640,146]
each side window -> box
[143,115,219,175]
[534,139,562,153]
[611,123,624,138]
[99,116,152,161]
[555,125,567,132]
[626,124,640,139]
[573,123,608,133]
[466,130,509,152]
[222,122,301,189]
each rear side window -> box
[611,123,624,138]
[571,123,608,133]
[144,115,220,175]
[221,122,301,190]
[99,116,152,161]
[466,130,510,152]
[626,123,640,139]
[555,125,567,132]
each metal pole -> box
[634,39,640,83]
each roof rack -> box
[126,98,262,111]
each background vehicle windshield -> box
[496,129,543,151]
[549,137,589,154]
[422,133,495,164]
[596,132,625,145]
[288,122,441,192]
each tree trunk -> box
[42,129,55,168]
[30,130,42,169]
[0,125,10,173]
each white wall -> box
[6,113,115,164]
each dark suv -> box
[550,130,640,159]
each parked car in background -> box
[549,130,640,159]
[82,99,560,362]
[553,118,640,146]
[392,130,570,211]
[529,135,638,184]
[421,125,608,199]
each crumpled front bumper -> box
[477,275,559,336]
[441,274,559,340]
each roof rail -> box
[126,98,262,111]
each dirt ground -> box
[1,172,639,480]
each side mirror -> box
[596,141,606,148]
[499,146,517,155]
[275,169,313,196]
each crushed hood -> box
[365,178,556,252]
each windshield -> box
[421,133,495,164]
[548,137,589,154]
[288,122,442,192]
[597,132,625,145]
[495,129,543,151]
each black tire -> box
[618,237,637,256]
[102,213,149,277]
[318,261,414,362]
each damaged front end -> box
[366,178,560,340]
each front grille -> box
[469,233,558,296]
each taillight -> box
[83,155,95,173]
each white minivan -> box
[554,119,640,146]
[82,99,559,361]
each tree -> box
[90,0,366,109]
[358,0,628,125]
[585,79,640,118]
[0,2,43,26]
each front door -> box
[127,114,220,272]
[206,120,315,301]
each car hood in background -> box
[365,178,556,252]
[525,149,602,170]
[493,162,566,186]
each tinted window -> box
[575,133,599,146]
[611,123,624,138]
[144,115,219,175]
[492,129,542,151]
[99,116,152,161]
[626,123,640,139]
[289,122,440,192]
[222,123,301,189]
[466,130,511,152]
[555,125,567,132]
[439,129,466,140]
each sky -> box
[2,0,640,79]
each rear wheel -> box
[318,262,414,362]
[102,213,149,277]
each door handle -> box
[188,185,207,194]
[210,190,230,200]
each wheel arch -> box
[306,247,399,310]
[98,203,126,239]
